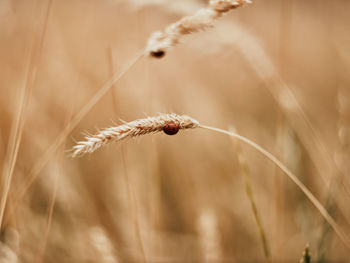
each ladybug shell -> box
[163,122,180,135]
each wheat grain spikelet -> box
[146,0,251,58]
[72,113,199,157]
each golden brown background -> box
[0,0,350,262]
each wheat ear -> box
[146,0,251,58]
[71,113,199,157]
[72,114,350,251]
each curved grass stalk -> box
[71,113,350,251]
[199,124,350,251]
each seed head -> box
[71,113,199,157]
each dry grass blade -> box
[0,60,32,231]
[229,126,270,263]
[0,0,53,230]
[146,0,251,58]
[71,113,199,157]
[16,51,144,200]
[228,21,342,187]
[35,171,58,263]
[121,146,147,263]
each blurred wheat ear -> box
[299,245,311,263]
[72,113,350,251]
[145,0,251,58]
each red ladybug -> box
[163,122,179,135]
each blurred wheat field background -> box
[1,0,350,262]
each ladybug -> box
[163,122,179,135]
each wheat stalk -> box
[146,0,251,58]
[72,113,350,251]
[71,114,350,251]
[71,113,199,157]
